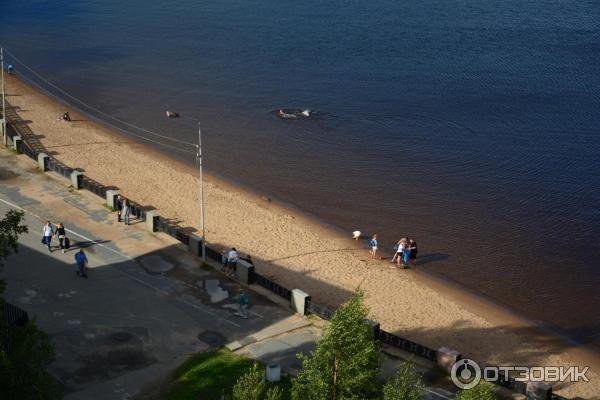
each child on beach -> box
[369,234,378,259]
[352,230,362,240]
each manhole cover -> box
[197,331,226,347]
[113,332,132,342]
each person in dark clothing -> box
[62,112,71,122]
[409,239,418,267]
[116,195,123,222]
[55,222,67,254]
[75,249,88,278]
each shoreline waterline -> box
[5,73,600,397]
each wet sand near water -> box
[4,75,599,398]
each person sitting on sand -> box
[62,112,71,122]
[7,64,14,75]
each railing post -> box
[235,260,255,284]
[366,319,380,340]
[105,189,119,209]
[145,210,158,232]
[37,152,48,172]
[526,382,552,400]
[188,233,203,258]
[437,347,462,374]
[70,170,82,189]
[291,289,310,315]
[12,135,21,153]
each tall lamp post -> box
[1,47,6,145]
[166,112,206,261]
[196,121,206,262]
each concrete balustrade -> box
[291,289,310,316]
[37,153,48,171]
[526,382,552,400]
[12,135,22,152]
[105,189,119,209]
[235,259,255,284]
[145,210,158,232]
[70,170,82,189]
[437,347,462,374]
[188,234,203,258]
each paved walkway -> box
[0,148,302,399]
[1,147,460,400]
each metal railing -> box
[306,300,336,321]
[46,157,73,179]
[154,217,190,245]
[254,272,292,301]
[377,329,438,362]
[79,175,107,199]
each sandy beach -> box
[4,75,599,398]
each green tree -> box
[265,385,284,400]
[0,209,28,293]
[382,359,424,400]
[455,381,496,400]
[292,290,381,400]
[231,363,266,400]
[0,210,61,399]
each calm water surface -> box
[2,0,599,345]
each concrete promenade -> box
[0,147,457,400]
[0,147,305,399]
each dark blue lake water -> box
[2,0,599,346]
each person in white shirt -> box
[42,221,55,252]
[227,248,239,276]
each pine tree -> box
[382,359,424,400]
[292,290,381,400]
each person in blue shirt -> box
[74,249,88,278]
[234,288,249,319]
[7,64,14,74]
[370,234,378,260]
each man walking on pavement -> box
[75,249,88,278]
[42,221,55,253]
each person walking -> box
[409,239,418,267]
[116,195,123,222]
[55,222,67,254]
[42,221,55,253]
[74,249,88,278]
[369,234,378,260]
[122,198,131,225]
[234,288,249,319]
[227,247,239,276]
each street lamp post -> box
[1,47,6,145]
[166,112,207,261]
[196,122,206,261]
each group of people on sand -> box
[353,231,418,268]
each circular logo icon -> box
[451,359,481,389]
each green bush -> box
[455,381,496,400]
